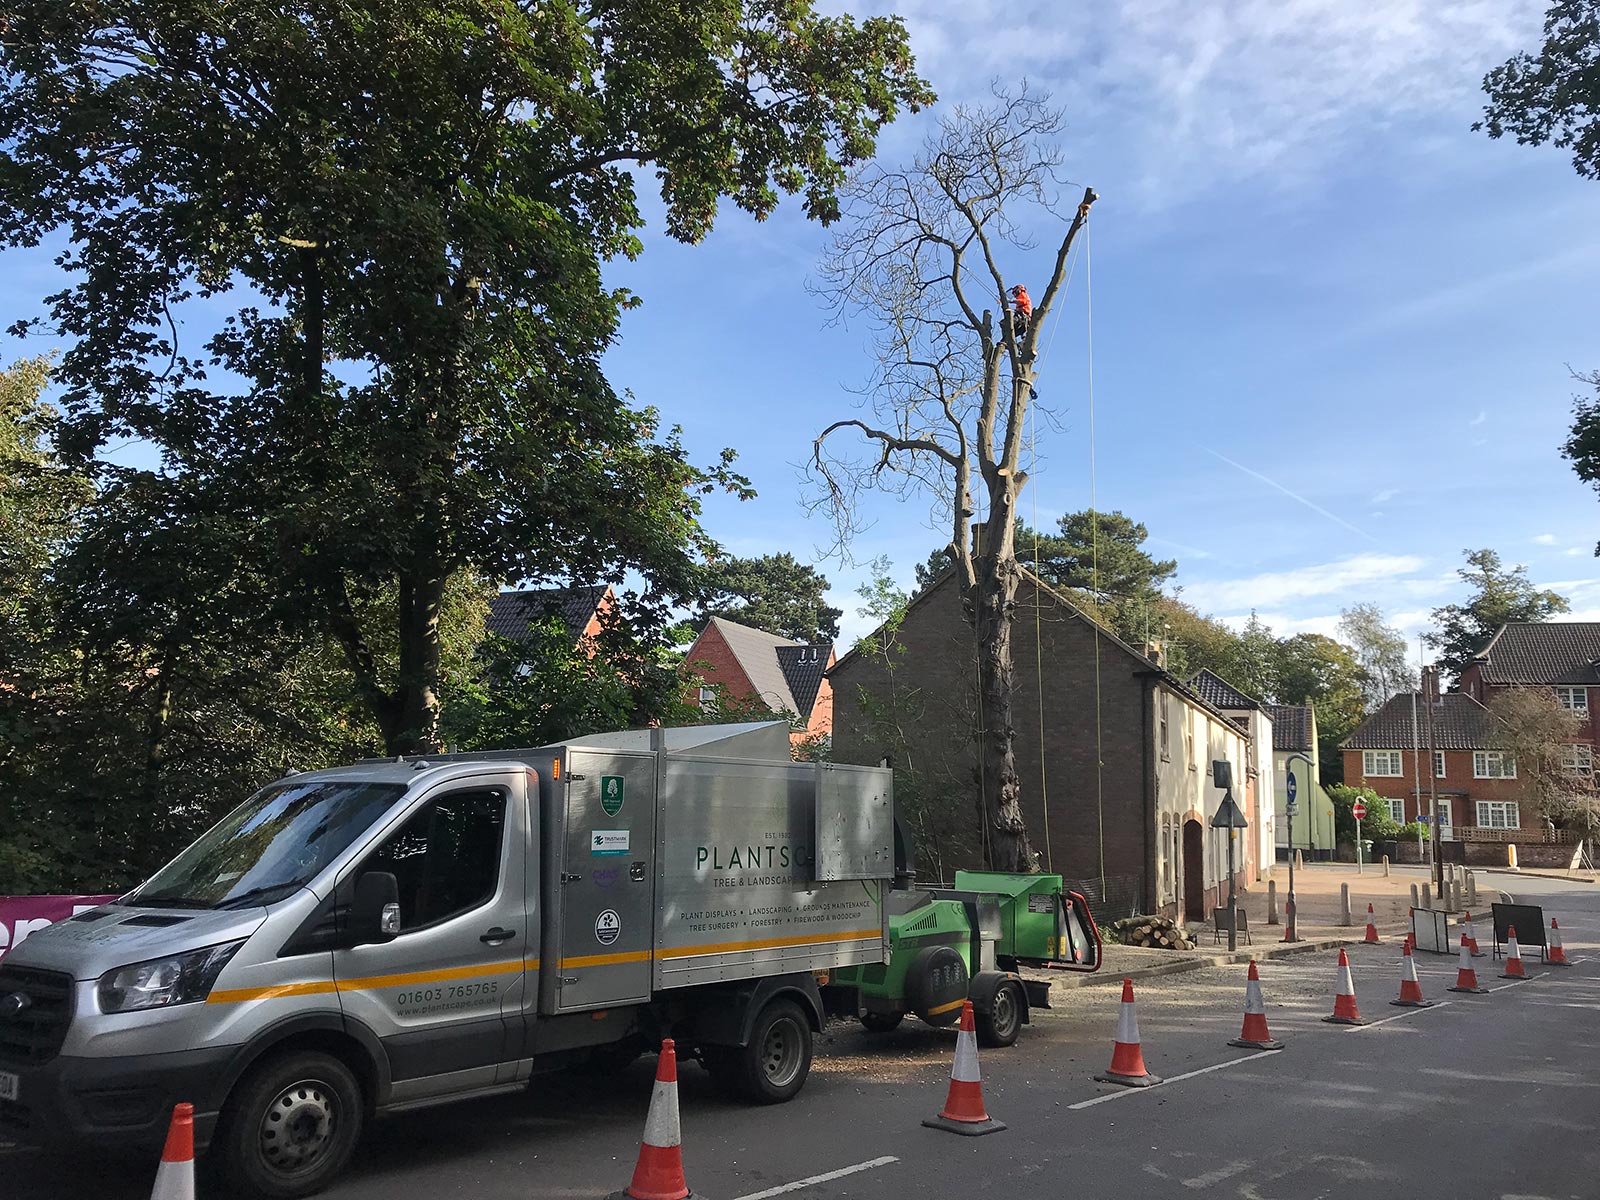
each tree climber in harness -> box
[1009,283,1032,341]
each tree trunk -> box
[971,553,1034,872]
[388,568,447,755]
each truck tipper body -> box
[0,722,892,1198]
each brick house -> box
[1456,622,1600,758]
[828,568,1257,924]
[683,616,834,748]
[1341,691,1517,839]
[486,584,615,651]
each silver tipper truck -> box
[0,722,892,1197]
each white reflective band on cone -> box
[1244,979,1265,1015]
[1402,955,1419,982]
[1336,965,1355,995]
[1458,942,1472,967]
[1115,1000,1139,1045]
[952,1030,982,1083]
[640,1078,682,1149]
[150,1161,194,1200]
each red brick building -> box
[1341,692,1520,838]
[1456,622,1600,754]
[486,584,614,651]
[683,617,834,748]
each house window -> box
[1557,686,1588,712]
[1433,751,1445,779]
[1160,691,1170,761]
[1476,801,1521,829]
[1473,751,1517,779]
[1562,744,1594,777]
[1363,750,1403,777]
[1384,799,1406,824]
[698,685,716,709]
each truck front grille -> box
[0,964,75,1066]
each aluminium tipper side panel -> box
[654,756,890,990]
[814,762,895,881]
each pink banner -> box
[0,895,120,961]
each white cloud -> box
[1370,488,1397,504]
[1218,611,1342,638]
[1181,553,1426,613]
[1469,410,1488,427]
[1533,533,1557,545]
[1566,547,1588,557]
[848,0,1544,204]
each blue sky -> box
[4,1,1597,658]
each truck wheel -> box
[716,999,813,1104]
[860,1011,904,1034]
[976,982,1023,1048]
[215,1050,364,1200]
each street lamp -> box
[1283,751,1314,943]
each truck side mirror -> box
[352,872,400,945]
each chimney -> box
[1144,639,1166,667]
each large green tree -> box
[1273,632,1366,786]
[0,0,932,754]
[1426,549,1570,682]
[1339,602,1417,710]
[698,552,843,642]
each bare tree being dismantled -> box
[811,85,1095,872]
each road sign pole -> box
[1357,816,1363,874]
[1227,829,1237,952]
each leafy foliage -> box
[1562,370,1600,554]
[1486,686,1592,831]
[1478,1,1600,180]
[1330,783,1400,845]
[1425,549,1570,682]
[697,552,842,642]
[0,0,931,754]
[1339,603,1417,709]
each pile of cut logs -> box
[1108,914,1197,950]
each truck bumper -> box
[1,1045,234,1151]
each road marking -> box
[732,1156,899,1200]
[1350,1001,1451,1030]
[1488,977,1535,993]
[1068,1050,1279,1109]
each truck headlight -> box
[97,941,246,1013]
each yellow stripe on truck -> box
[210,926,881,1003]
[925,997,965,1017]
[207,958,537,1005]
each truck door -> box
[554,750,656,1012]
[333,775,527,1089]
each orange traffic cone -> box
[1549,918,1570,966]
[1448,937,1487,994]
[1095,978,1162,1087]
[609,1040,693,1200]
[1463,913,1484,957]
[1364,903,1380,944]
[1323,949,1367,1025]
[1228,961,1284,1051]
[1500,925,1527,979]
[1391,941,1434,1008]
[923,999,1005,1135]
[149,1103,194,1200]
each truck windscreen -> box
[128,780,407,908]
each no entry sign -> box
[1352,801,1367,820]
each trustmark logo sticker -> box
[591,830,629,856]
[594,909,621,946]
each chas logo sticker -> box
[594,909,621,946]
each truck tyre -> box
[714,999,813,1104]
[976,981,1023,1048]
[860,1011,904,1034]
[215,1050,364,1200]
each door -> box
[1183,819,1205,923]
[554,751,657,1012]
[1437,798,1453,842]
[333,778,527,1088]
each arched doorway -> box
[1183,819,1205,923]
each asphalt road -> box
[10,872,1599,1200]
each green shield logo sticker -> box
[600,775,624,817]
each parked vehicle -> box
[0,722,892,1198]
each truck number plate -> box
[0,1071,18,1101]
